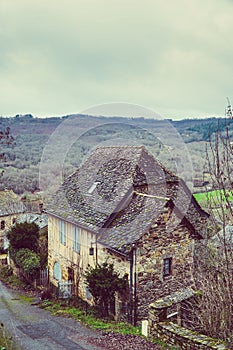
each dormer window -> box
[88,182,99,194]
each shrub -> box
[7,222,39,252]
[14,248,40,278]
[85,261,128,317]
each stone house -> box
[46,146,209,322]
[0,190,26,251]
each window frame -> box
[73,226,80,253]
[59,220,66,245]
[53,261,62,281]
[88,181,100,194]
[163,257,172,277]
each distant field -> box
[194,189,233,206]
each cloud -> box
[0,0,233,118]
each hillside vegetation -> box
[0,114,232,198]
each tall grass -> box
[0,323,17,350]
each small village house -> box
[46,146,209,322]
[0,190,26,253]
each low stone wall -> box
[151,322,228,350]
[148,289,229,350]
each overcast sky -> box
[1,0,233,119]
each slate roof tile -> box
[0,190,26,216]
[47,146,209,253]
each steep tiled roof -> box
[0,190,26,216]
[47,146,209,253]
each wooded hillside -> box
[0,114,232,196]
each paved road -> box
[0,281,104,350]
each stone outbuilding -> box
[46,146,209,322]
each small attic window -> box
[88,182,99,194]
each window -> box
[54,261,62,281]
[68,267,74,282]
[73,226,80,253]
[1,221,5,230]
[163,257,172,277]
[88,181,99,194]
[59,220,66,245]
[86,286,92,300]
[12,218,16,224]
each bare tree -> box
[190,112,233,346]
[190,242,233,344]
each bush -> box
[7,222,39,252]
[14,248,40,278]
[85,262,128,317]
[0,266,26,289]
[0,266,13,279]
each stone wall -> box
[148,291,228,350]
[136,208,197,320]
[150,322,228,350]
[48,201,206,324]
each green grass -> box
[0,268,175,348]
[18,295,34,303]
[194,189,233,206]
[40,300,141,335]
[39,300,180,349]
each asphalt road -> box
[0,281,104,350]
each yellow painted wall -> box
[48,214,130,302]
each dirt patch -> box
[86,332,162,350]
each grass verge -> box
[39,300,180,349]
[0,267,178,349]
[39,299,141,335]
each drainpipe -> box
[133,246,137,326]
[129,248,133,324]
[129,243,137,325]
[90,235,98,266]
[95,237,98,265]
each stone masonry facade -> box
[134,208,198,320]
